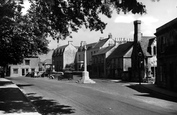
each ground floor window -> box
[31,68,35,72]
[13,68,18,74]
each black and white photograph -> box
[0,0,177,115]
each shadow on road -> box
[127,84,177,103]
[0,88,37,114]
[26,93,75,115]
[17,83,34,88]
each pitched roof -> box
[108,42,133,59]
[52,45,68,56]
[93,45,115,56]
[93,38,109,48]
[43,59,52,64]
[139,36,155,57]
[78,42,97,52]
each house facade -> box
[107,42,133,79]
[155,17,177,91]
[92,44,118,78]
[52,41,77,71]
[9,57,40,77]
[76,41,96,71]
[76,33,115,72]
[147,37,157,79]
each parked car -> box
[25,71,40,78]
[49,71,64,80]
[25,71,35,77]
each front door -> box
[22,69,25,76]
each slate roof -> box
[93,38,109,48]
[43,59,52,65]
[108,42,133,59]
[139,36,155,57]
[52,45,67,56]
[156,17,177,34]
[93,45,115,56]
[78,42,97,52]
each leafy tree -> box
[28,0,146,40]
[0,0,148,73]
[0,0,49,68]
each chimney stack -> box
[108,33,112,39]
[134,20,142,42]
[68,41,73,45]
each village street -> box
[8,77,177,115]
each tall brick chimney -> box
[134,20,141,42]
[131,20,142,81]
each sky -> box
[22,0,177,49]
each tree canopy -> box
[28,0,146,39]
[0,0,147,66]
[0,0,49,66]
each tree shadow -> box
[0,88,37,114]
[0,81,13,86]
[26,93,75,115]
[16,83,34,88]
[127,84,177,103]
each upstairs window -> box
[13,68,18,74]
[25,60,30,65]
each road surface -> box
[8,77,177,115]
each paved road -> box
[8,77,177,115]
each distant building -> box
[9,57,40,77]
[92,44,118,78]
[107,42,133,79]
[131,20,155,82]
[52,41,77,71]
[38,49,54,71]
[76,42,96,71]
[147,37,157,79]
[155,17,177,91]
[76,33,115,72]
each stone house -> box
[92,44,118,78]
[107,42,133,79]
[9,57,40,77]
[147,37,157,79]
[76,33,115,72]
[76,42,96,71]
[52,41,77,71]
[155,17,177,91]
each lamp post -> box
[79,41,96,84]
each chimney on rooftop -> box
[80,41,86,47]
[134,20,142,42]
[108,33,112,39]
[68,41,73,45]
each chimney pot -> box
[134,20,142,42]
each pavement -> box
[0,78,41,115]
[1,77,177,115]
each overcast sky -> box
[22,0,177,49]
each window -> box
[13,68,18,74]
[25,60,30,65]
[153,46,157,55]
[31,68,35,72]
[79,55,81,61]
[26,68,29,73]
[161,37,165,53]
